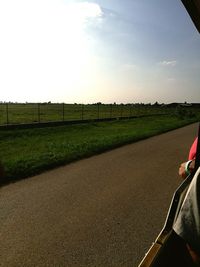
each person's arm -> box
[179,159,195,179]
[188,137,198,161]
[179,137,198,179]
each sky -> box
[0,0,199,104]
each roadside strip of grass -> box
[0,115,199,185]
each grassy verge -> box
[0,115,199,185]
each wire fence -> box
[0,102,194,126]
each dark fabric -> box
[152,231,194,267]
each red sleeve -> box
[188,137,198,160]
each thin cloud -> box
[71,2,103,20]
[158,60,177,67]
[121,64,138,71]
[167,78,176,82]
[101,7,118,18]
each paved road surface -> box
[0,123,198,267]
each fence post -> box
[6,103,9,124]
[97,104,100,120]
[110,104,112,118]
[38,103,40,123]
[129,105,132,118]
[81,104,84,120]
[62,103,65,121]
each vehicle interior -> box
[138,1,200,266]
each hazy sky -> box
[0,0,199,104]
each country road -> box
[0,123,198,267]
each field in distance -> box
[0,102,193,125]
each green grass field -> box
[0,103,175,125]
[1,113,200,185]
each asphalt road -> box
[0,123,198,267]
